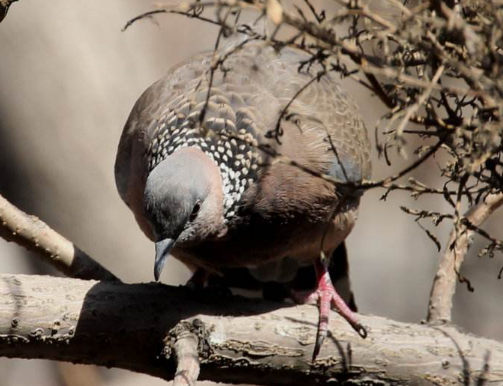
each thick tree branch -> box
[1,274,502,385]
[0,194,118,281]
[428,193,503,323]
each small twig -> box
[122,9,167,31]
[362,138,445,189]
[333,0,398,33]
[122,8,223,32]
[272,70,327,143]
[302,0,324,23]
[427,193,503,323]
[0,194,118,281]
[197,5,237,132]
[394,65,445,137]
[0,0,17,23]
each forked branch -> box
[428,193,503,323]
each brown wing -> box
[114,41,371,238]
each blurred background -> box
[0,0,501,385]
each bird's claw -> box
[313,325,327,361]
[293,260,367,361]
[353,322,368,339]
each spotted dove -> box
[115,41,371,358]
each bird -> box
[115,40,371,359]
[211,241,358,311]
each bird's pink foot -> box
[292,259,367,360]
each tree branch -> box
[1,274,503,385]
[427,193,503,323]
[0,194,118,281]
[170,323,200,386]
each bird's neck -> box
[168,144,252,220]
[148,136,260,220]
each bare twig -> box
[394,65,445,137]
[0,0,17,23]
[272,69,327,143]
[0,194,118,281]
[427,193,503,323]
[361,138,446,189]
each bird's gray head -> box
[143,147,226,281]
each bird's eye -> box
[189,202,201,222]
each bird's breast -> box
[171,203,357,273]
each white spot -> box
[167,114,177,125]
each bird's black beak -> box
[154,238,176,281]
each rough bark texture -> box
[0,274,501,385]
[0,194,118,281]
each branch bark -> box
[0,194,118,281]
[1,274,502,385]
[427,193,503,323]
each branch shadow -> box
[73,279,289,379]
[284,313,356,377]
[74,274,359,382]
[433,326,492,386]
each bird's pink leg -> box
[293,259,367,360]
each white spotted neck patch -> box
[147,123,263,221]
